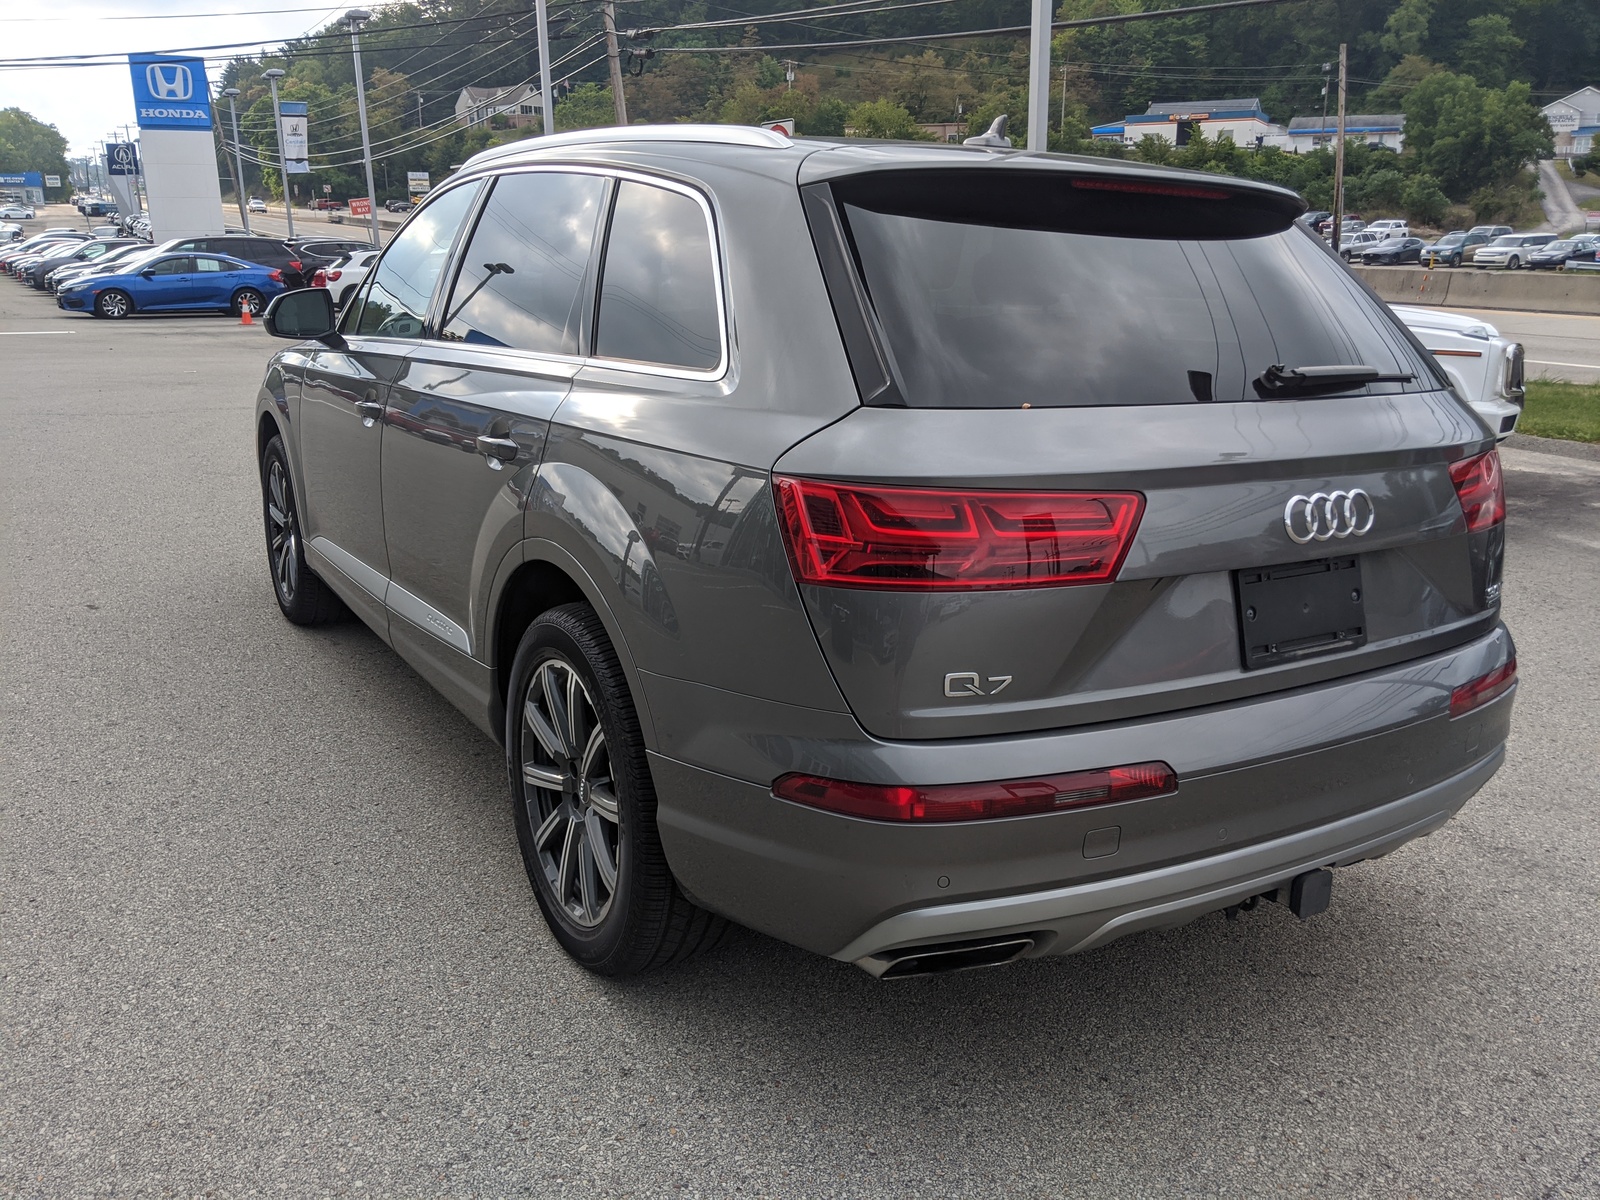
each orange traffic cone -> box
[239,297,254,326]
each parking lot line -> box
[1527,358,1600,370]
[0,330,74,336]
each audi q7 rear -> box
[255,128,1515,978]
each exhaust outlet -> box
[863,935,1037,979]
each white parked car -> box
[1366,218,1409,239]
[248,198,269,213]
[0,204,35,220]
[1472,233,1556,270]
[0,222,21,242]
[1392,305,1524,439]
[317,248,380,308]
[1337,230,1384,260]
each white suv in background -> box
[1366,219,1409,239]
[1393,305,1524,438]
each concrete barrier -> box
[1354,264,1600,314]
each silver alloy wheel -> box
[265,458,299,601]
[521,659,621,929]
[98,290,128,318]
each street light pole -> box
[535,0,555,135]
[1026,0,1051,150]
[223,87,250,233]
[344,9,383,248]
[262,69,295,238]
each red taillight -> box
[773,762,1177,823]
[269,268,283,282]
[290,259,303,270]
[773,477,1144,590]
[326,269,342,281]
[311,269,326,287]
[1450,656,1516,718]
[1449,450,1505,532]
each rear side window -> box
[829,170,1437,408]
[441,171,605,353]
[594,180,721,371]
[354,182,481,339]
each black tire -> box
[1507,256,1520,271]
[95,288,132,319]
[232,287,265,317]
[260,435,345,626]
[338,284,357,310]
[1450,253,1462,267]
[507,603,725,976]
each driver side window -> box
[149,257,193,276]
[353,182,482,339]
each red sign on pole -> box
[348,197,372,218]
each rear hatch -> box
[775,154,1504,740]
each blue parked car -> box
[57,252,286,319]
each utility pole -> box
[1331,42,1348,253]
[1026,0,1051,150]
[1059,66,1068,137]
[535,0,555,135]
[602,0,628,124]
[262,69,295,237]
[1320,61,1331,135]
[344,9,382,248]
[223,88,251,232]
[785,60,796,91]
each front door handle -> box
[355,400,383,426]
[476,435,519,468]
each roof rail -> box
[460,123,797,172]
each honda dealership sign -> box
[279,101,310,174]
[129,55,214,130]
[127,53,224,238]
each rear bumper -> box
[834,747,1499,971]
[647,624,1514,961]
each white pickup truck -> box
[1393,305,1524,439]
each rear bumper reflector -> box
[772,762,1177,823]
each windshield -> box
[1544,241,1575,251]
[1489,236,1519,247]
[837,181,1437,409]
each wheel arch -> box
[489,542,657,748]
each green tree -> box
[1400,173,1449,225]
[847,99,928,140]
[1454,14,1525,90]
[1403,72,1552,198]
[556,83,618,131]
[1380,0,1432,60]
[0,108,71,196]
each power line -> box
[643,0,1305,54]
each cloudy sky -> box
[0,1,397,156]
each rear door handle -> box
[476,435,519,468]
[355,400,383,426]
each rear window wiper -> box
[1253,363,1415,399]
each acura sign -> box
[128,54,213,131]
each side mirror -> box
[140,270,155,279]
[264,287,342,344]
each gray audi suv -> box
[255,125,1515,978]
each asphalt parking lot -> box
[2,272,1598,1199]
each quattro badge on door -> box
[1283,489,1376,544]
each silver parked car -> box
[254,127,1516,978]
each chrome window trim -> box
[448,162,732,383]
[351,177,487,345]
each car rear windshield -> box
[826,169,1438,409]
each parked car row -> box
[1,227,377,319]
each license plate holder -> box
[1234,556,1367,670]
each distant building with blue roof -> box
[1089,98,1406,154]
[1543,88,1600,158]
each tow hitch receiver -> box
[1226,869,1334,923]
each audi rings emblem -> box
[1283,490,1376,544]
